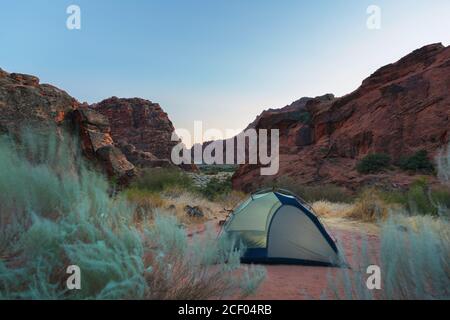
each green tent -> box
[221,189,340,266]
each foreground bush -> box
[356,153,391,174]
[0,129,265,299]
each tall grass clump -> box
[0,128,264,300]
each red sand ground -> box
[247,222,380,300]
[188,218,380,300]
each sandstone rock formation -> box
[93,97,198,172]
[232,43,450,192]
[0,68,135,183]
[93,97,178,159]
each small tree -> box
[398,150,434,173]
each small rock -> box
[184,205,204,218]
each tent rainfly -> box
[221,189,341,266]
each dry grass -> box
[143,250,232,299]
[125,186,247,227]
[347,189,392,222]
[312,201,355,218]
[313,189,400,223]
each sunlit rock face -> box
[0,68,135,183]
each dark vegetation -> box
[356,150,435,174]
[199,177,233,200]
[356,153,391,174]
[398,150,435,173]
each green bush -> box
[375,179,450,216]
[131,167,194,192]
[0,128,264,299]
[356,153,391,174]
[199,177,232,200]
[398,150,434,173]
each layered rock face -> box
[93,97,179,160]
[232,43,450,192]
[93,97,199,172]
[0,68,135,183]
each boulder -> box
[184,205,204,218]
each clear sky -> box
[1,0,449,141]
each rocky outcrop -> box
[93,97,178,159]
[69,107,135,183]
[0,68,135,183]
[93,97,198,172]
[232,43,450,192]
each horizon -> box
[1,0,449,140]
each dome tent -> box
[221,189,341,266]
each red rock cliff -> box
[232,43,450,192]
[0,68,135,183]
[93,97,179,161]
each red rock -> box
[93,97,178,159]
[232,43,450,192]
[93,97,198,172]
[0,68,135,183]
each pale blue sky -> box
[1,0,449,137]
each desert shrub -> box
[356,153,391,174]
[143,214,266,299]
[131,167,194,192]
[199,177,232,201]
[0,128,264,299]
[398,150,434,173]
[271,177,353,203]
[378,179,450,216]
[349,189,390,222]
